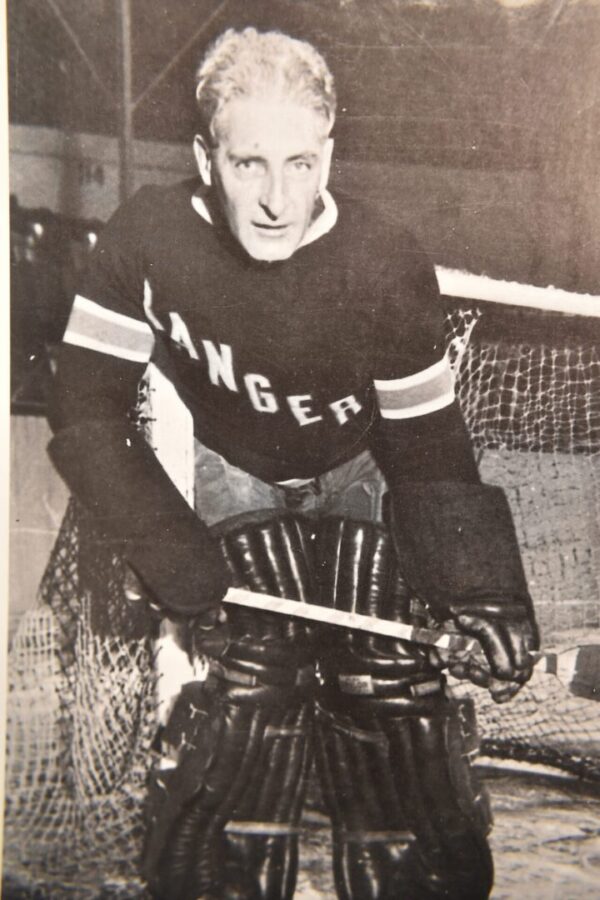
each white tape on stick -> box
[223,589,600,701]
[223,587,474,652]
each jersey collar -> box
[191,187,339,250]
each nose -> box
[259,170,286,220]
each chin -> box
[245,240,299,262]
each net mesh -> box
[454,318,600,640]
[4,300,600,895]
[450,310,600,779]
[4,594,156,896]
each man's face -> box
[195,94,333,262]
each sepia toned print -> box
[6,2,600,897]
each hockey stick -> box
[224,587,476,650]
[223,588,600,701]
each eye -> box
[293,159,312,171]
[235,159,262,176]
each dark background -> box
[9,0,600,293]
[8,0,600,342]
[9,0,600,169]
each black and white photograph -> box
[5,1,600,897]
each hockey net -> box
[4,271,600,896]
[441,271,600,779]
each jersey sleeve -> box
[370,235,532,614]
[63,185,157,364]
[48,188,231,617]
[369,234,480,486]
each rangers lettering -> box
[329,394,363,424]
[244,373,279,413]
[201,340,238,392]
[168,325,362,427]
[169,313,200,360]
[287,395,323,426]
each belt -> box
[276,476,322,508]
[210,659,315,688]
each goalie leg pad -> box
[223,702,314,900]
[147,688,314,899]
[313,517,492,898]
[316,698,493,900]
[383,701,493,899]
[145,512,318,899]
[210,511,318,663]
[315,704,415,900]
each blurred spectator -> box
[10,194,102,410]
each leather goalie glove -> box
[443,599,539,703]
[390,481,540,703]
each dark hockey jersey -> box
[48,179,479,614]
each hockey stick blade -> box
[535,645,600,701]
[223,589,600,700]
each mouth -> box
[252,222,291,236]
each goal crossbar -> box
[436,267,600,318]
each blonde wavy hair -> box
[195,27,336,144]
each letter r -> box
[329,394,362,425]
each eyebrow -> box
[227,151,319,164]
[288,152,319,163]
[228,153,265,163]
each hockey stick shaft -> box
[224,588,600,700]
[223,588,600,701]
[223,588,475,652]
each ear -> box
[193,135,212,187]
[319,138,334,193]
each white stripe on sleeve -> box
[63,294,155,363]
[375,352,455,419]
